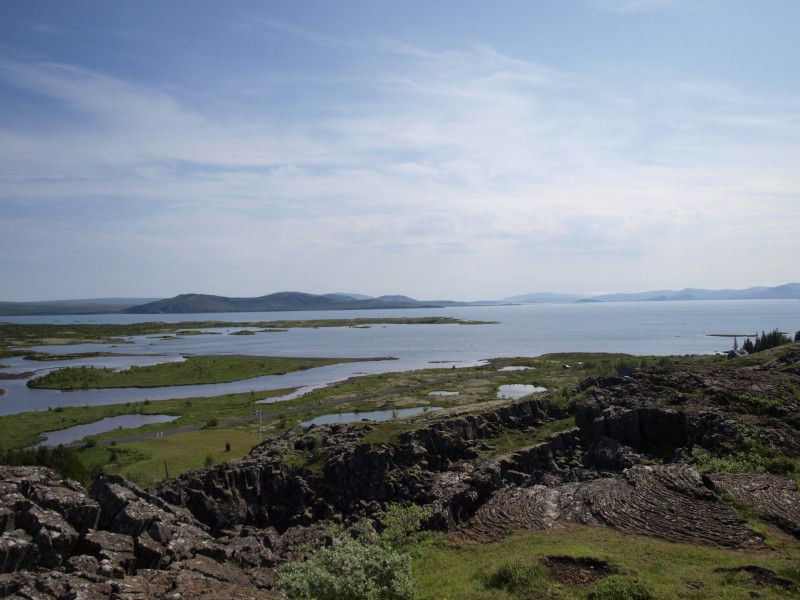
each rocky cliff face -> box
[2,346,800,598]
[152,398,570,533]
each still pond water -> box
[299,406,442,428]
[36,414,178,446]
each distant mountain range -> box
[124,292,469,314]
[0,284,797,316]
[574,283,800,303]
[503,284,800,304]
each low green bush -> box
[274,532,415,600]
[483,560,548,596]
[378,503,431,549]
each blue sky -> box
[1,0,798,301]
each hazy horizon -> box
[2,1,799,301]
[3,282,799,305]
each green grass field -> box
[80,427,262,487]
[411,526,800,599]
[0,388,293,449]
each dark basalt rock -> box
[705,472,800,538]
[77,530,136,577]
[453,464,764,548]
[0,466,285,598]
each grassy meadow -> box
[411,526,800,599]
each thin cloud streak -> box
[0,10,798,299]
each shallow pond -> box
[496,384,547,399]
[36,414,178,447]
[300,406,441,427]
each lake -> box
[497,384,547,399]
[1,300,797,416]
[299,406,442,427]
[35,414,178,447]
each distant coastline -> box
[1,283,798,316]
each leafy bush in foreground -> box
[274,531,414,600]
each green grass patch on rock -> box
[478,417,577,458]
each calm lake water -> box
[1,300,797,416]
[35,414,178,447]
[299,406,442,427]
[497,384,547,399]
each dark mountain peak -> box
[377,295,420,304]
[123,291,455,314]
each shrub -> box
[378,503,431,548]
[687,424,798,477]
[484,560,548,595]
[275,532,415,600]
[204,454,214,467]
[1,445,91,485]
[586,575,655,600]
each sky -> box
[1,0,799,301]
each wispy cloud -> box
[1,25,798,297]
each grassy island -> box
[26,355,388,390]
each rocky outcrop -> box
[0,467,284,599]
[705,473,800,538]
[153,399,570,533]
[452,464,765,548]
[575,361,800,460]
